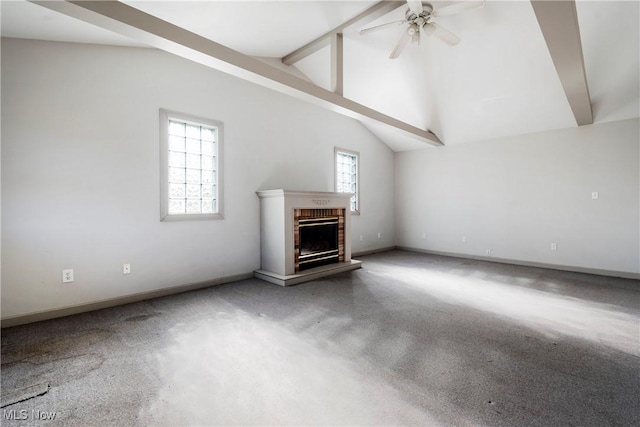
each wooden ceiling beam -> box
[31,0,442,147]
[531,0,593,125]
[282,1,404,66]
[330,33,344,95]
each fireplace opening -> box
[298,217,339,270]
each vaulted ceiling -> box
[2,0,639,151]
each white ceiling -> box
[2,0,639,151]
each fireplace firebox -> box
[297,216,339,270]
[293,208,345,272]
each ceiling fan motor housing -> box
[406,2,434,23]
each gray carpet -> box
[2,250,639,426]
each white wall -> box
[395,118,640,276]
[1,38,395,319]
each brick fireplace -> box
[255,190,361,286]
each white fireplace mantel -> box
[254,189,361,286]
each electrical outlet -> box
[359,235,363,242]
[123,264,131,274]
[62,269,74,283]
[377,232,381,239]
[551,243,557,251]
[462,236,468,243]
[485,249,492,257]
[592,192,599,200]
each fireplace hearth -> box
[255,189,361,286]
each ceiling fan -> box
[359,0,485,59]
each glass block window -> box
[335,148,359,214]
[160,110,223,221]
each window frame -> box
[160,109,224,221]
[334,147,360,215]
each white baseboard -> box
[1,272,255,328]
[352,246,396,257]
[396,246,640,280]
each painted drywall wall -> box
[395,118,640,275]
[1,38,395,319]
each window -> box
[335,148,359,214]
[160,109,223,221]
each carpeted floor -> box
[2,250,639,426]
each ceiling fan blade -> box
[425,22,461,46]
[389,29,412,59]
[433,0,485,17]
[359,20,406,36]
[406,0,424,15]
